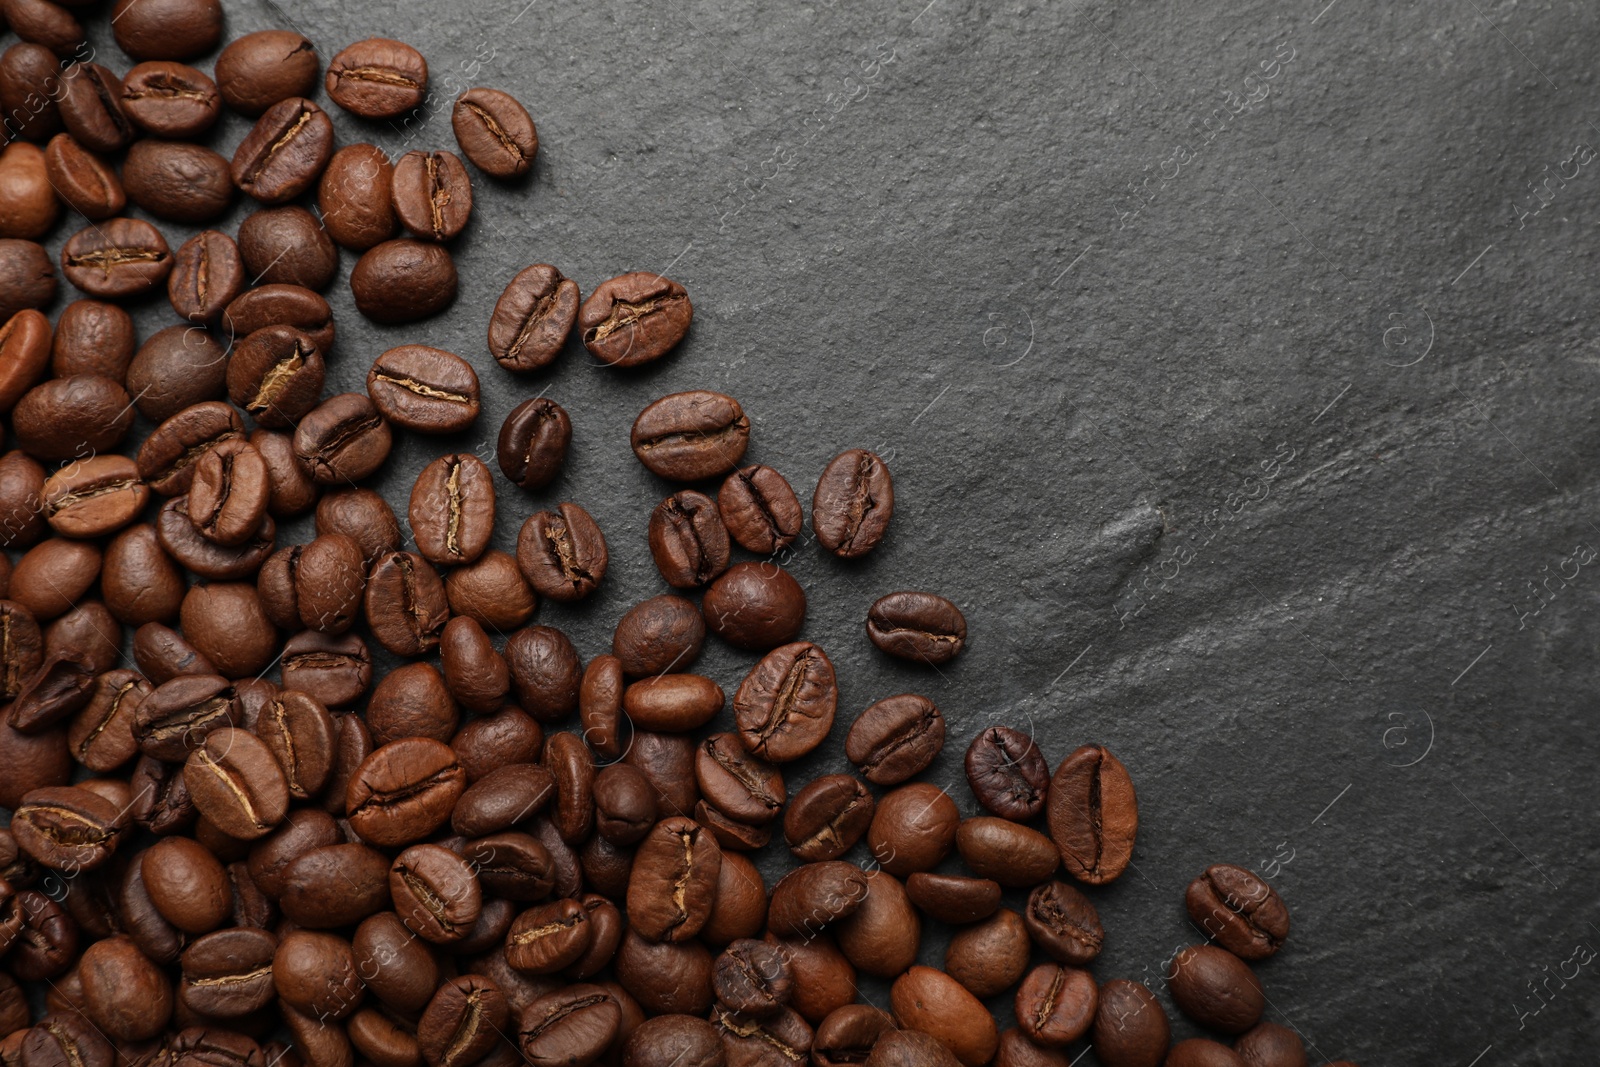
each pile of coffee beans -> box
[0,2,1366,1066]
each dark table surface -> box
[35,0,1600,1064]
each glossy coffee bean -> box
[1047,744,1137,885]
[867,782,959,878]
[1185,863,1290,961]
[732,641,837,763]
[965,726,1050,821]
[391,843,481,944]
[346,738,466,847]
[889,967,997,1067]
[50,300,133,382]
[294,393,393,484]
[67,669,148,771]
[813,1005,896,1067]
[445,549,537,631]
[866,591,966,665]
[649,490,728,588]
[110,0,223,62]
[1167,945,1265,1035]
[237,206,337,289]
[366,662,458,746]
[103,525,185,625]
[505,896,591,974]
[126,325,228,422]
[626,816,721,943]
[11,786,122,872]
[1232,1023,1306,1067]
[352,239,459,323]
[0,239,57,321]
[140,835,230,934]
[593,764,655,846]
[281,630,372,708]
[0,142,56,239]
[11,538,103,619]
[451,762,553,837]
[169,230,245,326]
[369,345,480,433]
[10,651,95,733]
[438,616,510,713]
[275,841,389,929]
[833,869,919,978]
[452,88,537,178]
[317,486,401,565]
[1091,979,1170,1067]
[580,272,692,367]
[216,30,321,117]
[0,309,50,416]
[0,43,66,144]
[624,674,723,733]
[179,582,277,676]
[122,61,220,138]
[274,928,363,1019]
[44,135,125,221]
[123,140,234,224]
[183,727,289,840]
[223,284,335,352]
[231,97,333,204]
[518,985,621,1065]
[78,935,172,1041]
[767,861,867,940]
[60,218,172,299]
[186,439,270,547]
[578,655,625,760]
[137,402,245,497]
[516,503,607,602]
[326,38,427,119]
[844,693,943,786]
[418,975,506,1067]
[365,551,448,657]
[630,391,748,481]
[784,774,873,862]
[612,594,704,677]
[488,264,577,372]
[694,732,782,826]
[179,927,277,1018]
[1025,880,1104,966]
[227,326,326,430]
[392,150,473,242]
[812,448,894,558]
[59,63,134,154]
[866,1029,962,1067]
[410,454,495,566]
[945,908,1030,999]
[41,455,146,538]
[905,872,1001,925]
[319,143,396,251]
[497,397,570,490]
[718,464,802,554]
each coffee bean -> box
[169,231,245,327]
[698,851,764,946]
[612,595,704,677]
[187,439,270,547]
[844,693,944,786]
[255,689,336,800]
[215,30,320,117]
[706,563,809,653]
[697,800,770,853]
[450,88,537,178]
[6,0,84,59]
[505,896,592,974]
[0,142,57,239]
[367,662,458,745]
[1014,963,1097,1048]
[580,273,692,367]
[369,345,480,433]
[316,486,401,565]
[631,391,749,481]
[134,673,238,760]
[487,263,578,372]
[732,641,837,763]
[131,621,215,682]
[866,591,966,665]
[11,538,102,619]
[122,140,234,223]
[141,835,230,934]
[518,985,621,1064]
[80,933,174,1041]
[813,449,893,558]
[11,785,122,872]
[10,889,79,980]
[593,764,655,846]
[0,43,64,143]
[866,1029,962,1067]
[1088,979,1170,1067]
[1022,879,1103,966]
[516,502,607,602]
[693,732,783,829]
[354,910,442,1015]
[274,928,363,1019]
[60,218,172,299]
[223,284,335,351]
[231,97,334,204]
[183,727,289,840]
[451,762,553,837]
[578,655,625,760]
[0,310,50,417]
[446,549,538,630]
[59,63,134,154]
[1184,863,1289,961]
[392,150,474,242]
[294,393,393,484]
[496,397,570,490]
[125,325,228,424]
[155,495,275,580]
[867,782,959,878]
[439,616,510,713]
[544,731,595,844]
[110,0,222,61]
[964,726,1050,821]
[352,239,459,323]
[281,630,371,708]
[905,873,1001,925]
[767,861,868,940]
[326,38,427,119]
[319,143,397,251]
[178,927,277,1018]
[814,1005,896,1067]
[1232,1022,1306,1067]
[889,966,997,1067]
[621,1014,723,1067]
[391,843,481,944]
[711,1004,813,1062]
[128,754,193,835]
[1046,743,1137,885]
[227,326,327,430]
[121,61,220,138]
[1166,945,1265,1034]
[784,774,873,862]
[365,550,448,657]
[418,975,506,1067]
[137,401,245,497]
[277,842,389,928]
[0,240,56,320]
[44,135,126,221]
[50,299,133,382]
[67,669,148,771]
[41,454,147,538]
[718,464,802,554]
[346,737,466,847]
[324,716,376,812]
[626,816,721,943]
[238,205,337,289]
[409,454,495,566]
[9,650,94,733]
[465,830,556,903]
[0,600,45,699]
[648,490,728,588]
[1166,1039,1247,1067]
[945,909,1030,999]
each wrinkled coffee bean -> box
[231,97,334,204]
[733,642,837,763]
[452,88,538,178]
[61,218,172,300]
[866,591,966,665]
[1047,744,1137,885]
[784,774,874,862]
[168,230,245,327]
[326,38,428,119]
[812,449,893,559]
[580,273,693,367]
[719,464,803,555]
[516,502,607,602]
[497,396,570,490]
[1185,863,1290,961]
[965,726,1050,821]
[631,391,749,481]
[409,454,495,566]
[648,490,729,589]
[844,693,944,786]
[392,149,473,242]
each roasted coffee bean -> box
[1167,945,1265,1035]
[10,889,79,980]
[445,549,537,630]
[580,273,692,367]
[648,490,729,588]
[1185,863,1290,961]
[630,390,748,481]
[964,726,1050,821]
[767,861,868,939]
[718,465,802,555]
[696,800,770,853]
[216,30,320,117]
[122,140,234,224]
[274,928,363,1020]
[259,533,366,633]
[125,325,228,423]
[246,807,341,899]
[278,841,390,929]
[237,206,337,289]
[889,967,997,1067]
[41,455,146,538]
[1089,980,1170,1067]
[67,669,148,771]
[626,816,721,943]
[347,737,467,847]
[368,345,480,433]
[169,231,245,327]
[593,764,656,846]
[6,0,83,59]
[1231,1022,1306,1067]
[578,654,625,759]
[252,430,318,518]
[1166,1039,1247,1067]
[121,61,220,138]
[351,238,459,323]
[702,561,808,650]
[128,754,194,835]
[391,843,480,944]
[281,631,372,708]
[110,0,222,61]
[326,38,427,119]
[812,449,893,558]
[156,496,274,580]
[866,1029,961,1067]
[138,401,245,496]
[0,44,65,144]
[0,239,56,321]
[544,731,595,845]
[866,591,966,665]
[10,651,95,733]
[60,218,172,299]
[465,830,556,902]
[187,439,270,547]
[44,135,126,221]
[179,582,277,676]
[700,851,765,947]
[500,626,579,725]
[231,97,333,204]
[131,621,216,682]
[1014,963,1097,1048]
[451,762,554,837]
[255,690,336,800]
[497,397,569,489]
[1024,880,1104,966]
[366,662,458,746]
[0,600,44,700]
[417,975,506,1067]
[1047,744,1137,885]
[505,896,591,974]
[867,782,959,878]
[0,452,48,550]
[365,551,448,657]
[223,284,334,351]
[354,910,442,1015]
[487,264,577,372]
[764,932,852,1026]
[59,63,134,154]
[392,150,473,242]
[694,732,783,826]
[318,142,396,251]
[439,616,510,713]
[711,1004,813,1062]
[50,299,133,381]
[733,641,837,763]
[784,774,873,862]
[518,985,621,1065]
[0,308,49,411]
[516,503,607,603]
[14,374,134,461]
[316,486,401,565]
[294,393,393,484]
[621,1014,723,1067]
[612,595,704,677]
[184,727,289,840]
[11,538,102,619]
[134,673,238,760]
[813,1005,896,1067]
[141,835,231,934]
[11,786,122,872]
[833,869,919,978]
[905,873,1001,925]
[625,674,724,733]
[945,908,1030,999]
[616,929,714,1015]
[179,927,278,1018]
[409,454,495,566]
[844,693,944,786]
[0,142,57,239]
[451,88,537,178]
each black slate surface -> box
[24,0,1600,1064]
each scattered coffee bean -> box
[516,502,608,602]
[351,238,458,322]
[215,30,321,117]
[844,693,944,786]
[631,390,750,481]
[497,396,570,490]
[326,38,428,119]
[319,143,398,251]
[168,230,245,327]
[1185,863,1290,961]
[61,218,172,299]
[368,344,480,433]
[392,149,474,242]
[44,135,126,221]
[237,205,338,289]
[813,448,894,558]
[1167,944,1265,1035]
[121,61,220,138]
[580,273,693,367]
[452,88,538,177]
[1046,743,1137,885]
[733,641,837,763]
[231,96,334,204]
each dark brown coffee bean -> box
[945,909,1030,1000]
[580,273,692,367]
[391,843,480,944]
[59,63,133,154]
[326,38,427,119]
[351,239,459,323]
[866,591,966,665]
[155,496,274,580]
[278,842,389,929]
[1185,863,1290,961]
[19,1013,115,1067]
[14,372,136,462]
[245,808,340,898]
[60,218,172,299]
[867,782,959,878]
[696,850,763,947]
[813,449,893,558]
[631,391,748,481]
[110,0,222,62]
[1015,963,1097,1048]
[409,454,494,566]
[251,430,317,518]
[5,0,83,59]
[621,1014,723,1067]
[571,656,624,762]
[767,861,868,940]
[366,662,458,746]
[783,774,873,863]
[67,669,148,771]
[216,30,320,117]
[889,967,996,1067]
[122,140,234,223]
[1167,1039,1247,1067]
[318,714,373,811]
[0,309,49,415]
[138,401,246,497]
[593,764,655,846]
[125,325,227,423]
[131,621,215,683]
[813,1005,895,1067]
[318,142,396,251]
[832,869,919,980]
[544,731,596,844]
[451,762,553,837]
[1231,1023,1305,1067]
[964,726,1049,821]
[43,135,125,221]
[465,829,556,903]
[184,727,289,840]
[451,88,537,178]
[315,486,400,566]
[417,975,505,1067]
[274,928,363,1020]
[442,550,535,632]
[0,452,47,551]
[237,206,337,289]
[610,595,702,677]
[843,693,944,786]
[50,300,133,382]
[733,641,837,763]
[624,674,724,734]
[0,240,56,321]
[626,816,722,943]
[121,61,220,138]
[695,732,783,826]
[496,396,569,489]
[369,345,480,434]
[647,490,728,588]
[179,927,277,1019]
[347,737,466,848]
[364,550,448,657]
[1023,879,1104,966]
[516,503,607,602]
[11,538,102,619]
[487,264,577,372]
[392,150,473,242]
[0,142,57,239]
[518,985,620,1065]
[866,1028,964,1067]
[712,1004,814,1063]
[222,284,335,352]
[438,616,509,714]
[141,835,231,934]
[0,599,43,700]
[624,730,698,818]
[294,393,393,484]
[40,455,145,539]
[280,631,370,709]
[505,896,591,974]
[715,465,799,555]
[187,439,270,547]
[0,43,65,143]
[255,689,335,800]
[696,800,770,853]
[906,873,1001,925]
[11,786,122,872]
[168,230,244,327]
[10,888,79,980]
[354,910,442,1015]
[1167,945,1264,1035]
[231,97,333,204]
[127,754,193,835]
[9,651,94,733]
[135,674,239,761]
[1047,744,1137,885]
[180,582,277,677]
[228,327,327,432]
